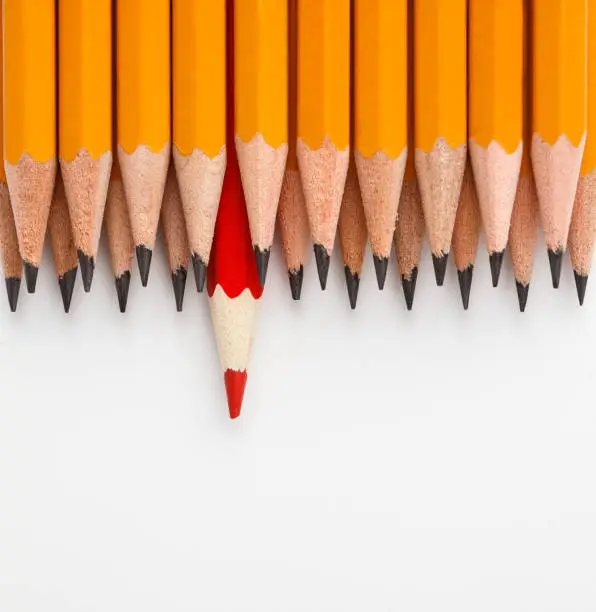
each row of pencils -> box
[1,0,595,417]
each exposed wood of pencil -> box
[452,161,481,272]
[297,0,350,285]
[277,0,309,297]
[0,9,22,308]
[235,0,288,281]
[468,0,522,273]
[117,0,171,265]
[58,0,112,282]
[354,0,407,284]
[531,0,586,257]
[208,1,263,419]
[509,0,539,299]
[173,0,226,291]
[569,0,596,300]
[3,0,57,276]
[414,0,467,269]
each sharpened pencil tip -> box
[457,265,474,310]
[344,267,360,310]
[5,277,21,312]
[373,255,389,290]
[255,247,270,288]
[191,254,207,292]
[432,253,448,286]
[489,251,504,287]
[224,369,247,420]
[401,267,418,311]
[547,249,563,289]
[23,262,38,293]
[58,267,77,313]
[171,267,187,312]
[288,266,304,300]
[115,271,131,313]
[515,280,529,312]
[313,243,330,290]
[574,271,588,306]
[136,245,153,287]
[77,250,95,293]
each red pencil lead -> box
[224,369,248,420]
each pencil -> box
[0,10,21,313]
[338,159,367,309]
[569,0,596,305]
[508,0,538,312]
[235,0,288,287]
[3,0,57,293]
[117,0,171,286]
[394,0,425,311]
[48,173,79,313]
[468,0,523,287]
[354,0,407,290]
[414,0,467,286]
[452,160,481,309]
[173,0,226,293]
[104,157,134,313]
[208,1,263,419]
[532,0,587,288]
[297,0,350,289]
[58,0,112,292]
[277,0,309,300]
[161,163,189,312]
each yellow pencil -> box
[235,0,288,286]
[118,0,171,286]
[59,0,112,292]
[414,0,467,285]
[297,0,350,289]
[3,0,57,293]
[532,0,587,288]
[469,0,523,287]
[354,0,407,290]
[569,0,596,305]
[173,0,226,292]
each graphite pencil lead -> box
[255,247,271,288]
[136,245,152,287]
[58,267,77,314]
[373,255,389,290]
[4,277,20,313]
[489,251,505,287]
[171,268,187,312]
[401,267,418,311]
[224,369,248,420]
[288,266,304,301]
[77,250,95,293]
[115,271,131,314]
[547,249,563,289]
[314,243,331,290]
[457,265,474,310]
[192,254,207,292]
[24,263,39,294]
[432,253,448,286]
[574,271,588,306]
[515,280,530,312]
[344,267,360,310]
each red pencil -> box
[207,0,263,420]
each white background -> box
[0,229,595,612]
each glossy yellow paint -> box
[355,0,407,158]
[117,0,170,153]
[298,0,350,150]
[173,0,226,158]
[414,0,466,151]
[3,0,56,163]
[581,0,596,175]
[533,0,586,147]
